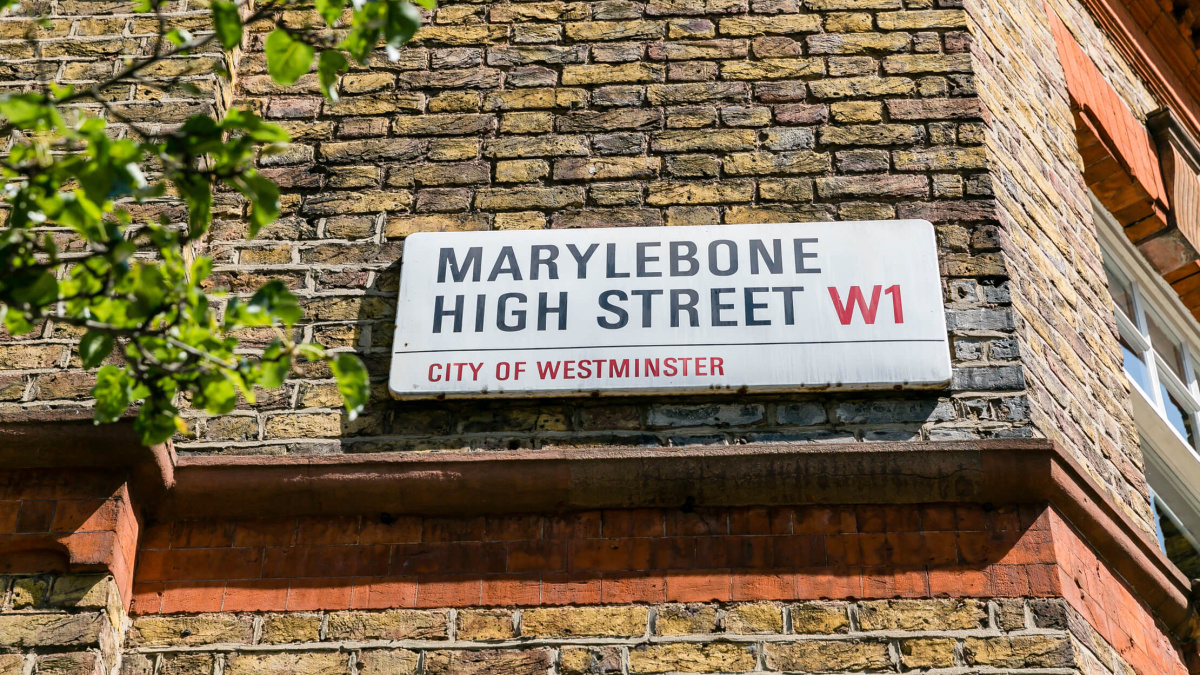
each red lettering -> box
[712,357,724,375]
[644,358,659,377]
[680,357,691,376]
[564,361,576,379]
[829,285,882,325]
[696,359,707,376]
[469,363,482,381]
[537,361,561,379]
[428,363,442,382]
[514,362,527,379]
[664,358,677,376]
[610,359,629,378]
[578,360,592,378]
[884,284,903,323]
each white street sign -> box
[388,220,950,398]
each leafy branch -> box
[0,0,432,444]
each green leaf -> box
[92,365,136,424]
[265,29,314,86]
[0,92,49,128]
[195,373,238,415]
[315,0,346,25]
[259,339,292,389]
[240,172,280,238]
[410,0,436,10]
[211,0,243,50]
[135,400,182,446]
[222,108,289,144]
[317,50,348,102]
[79,331,114,369]
[10,271,58,307]
[330,352,369,420]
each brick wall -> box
[0,573,125,675]
[965,0,1150,530]
[0,0,1035,459]
[121,503,1188,674]
[121,598,1076,675]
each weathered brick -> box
[303,191,412,216]
[522,607,648,637]
[359,649,420,675]
[807,32,910,53]
[821,124,924,145]
[647,82,749,104]
[327,610,448,641]
[485,135,590,158]
[562,63,665,85]
[565,20,665,40]
[651,129,756,152]
[649,40,749,60]
[901,638,957,669]
[129,615,253,646]
[554,157,661,180]
[876,9,968,29]
[725,603,784,633]
[393,113,496,136]
[497,159,551,182]
[501,111,555,134]
[656,605,720,634]
[809,76,915,99]
[484,88,588,111]
[883,53,973,74]
[646,180,755,205]
[457,609,516,640]
[765,641,890,672]
[629,643,756,673]
[721,59,823,80]
[487,45,588,66]
[963,636,1073,668]
[386,214,491,238]
[476,186,586,210]
[894,147,988,170]
[426,649,553,675]
[260,614,321,643]
[816,175,928,197]
[319,138,423,163]
[725,151,830,175]
[718,14,821,35]
[226,652,347,675]
[858,599,986,630]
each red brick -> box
[929,566,989,597]
[919,506,956,531]
[297,516,362,545]
[486,515,543,541]
[16,500,55,533]
[0,501,20,533]
[548,512,602,539]
[602,574,666,603]
[170,520,235,548]
[234,519,297,547]
[481,574,542,606]
[731,570,796,601]
[884,506,922,532]
[667,510,726,536]
[130,582,164,614]
[424,516,486,543]
[603,509,664,538]
[796,568,861,600]
[359,516,422,545]
[541,573,602,605]
[139,521,173,551]
[774,534,826,567]
[569,538,632,572]
[136,548,264,582]
[287,579,354,611]
[665,571,731,602]
[644,536,696,570]
[417,576,482,607]
[862,567,928,598]
[728,507,771,535]
[222,579,289,612]
[161,581,226,613]
[854,506,886,533]
[508,540,567,573]
[263,545,377,578]
[351,576,418,609]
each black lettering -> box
[597,290,628,329]
[474,294,486,333]
[709,240,738,276]
[488,246,523,281]
[670,241,699,277]
[537,291,568,331]
[606,242,630,278]
[772,286,804,325]
[711,288,736,327]
[437,247,482,283]
[631,289,663,328]
[636,242,662,277]
[433,295,464,333]
[497,293,527,332]
[745,287,770,326]
[567,243,599,279]
[794,238,820,273]
[750,239,783,274]
[531,245,559,280]
[671,289,699,328]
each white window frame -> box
[1094,193,1200,552]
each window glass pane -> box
[1147,310,1187,381]
[1103,255,1136,320]
[1160,381,1197,448]
[1121,332,1152,393]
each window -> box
[1101,252,1200,449]
[1096,194,1200,574]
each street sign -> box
[388,220,950,398]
